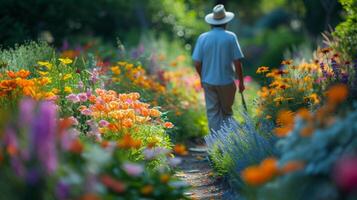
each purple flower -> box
[19,98,35,128]
[331,58,340,79]
[78,93,88,102]
[320,62,328,78]
[26,169,40,185]
[77,81,84,90]
[31,101,58,174]
[56,181,70,200]
[66,94,80,103]
[98,119,109,127]
[122,162,143,177]
[168,157,182,167]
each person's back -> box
[195,28,242,85]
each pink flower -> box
[78,93,88,102]
[98,119,109,127]
[68,116,78,126]
[122,162,143,177]
[334,156,357,191]
[66,94,80,103]
[81,109,92,116]
[244,76,253,83]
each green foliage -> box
[333,0,357,58]
[0,41,54,73]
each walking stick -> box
[240,91,248,112]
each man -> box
[192,4,245,132]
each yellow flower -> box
[58,58,73,65]
[62,74,72,80]
[51,88,59,94]
[256,66,269,74]
[111,66,121,75]
[64,86,72,93]
[117,61,127,66]
[37,71,49,76]
[37,77,51,85]
[37,61,53,69]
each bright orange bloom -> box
[326,84,348,105]
[117,134,142,149]
[256,66,269,74]
[173,144,188,156]
[69,139,84,154]
[140,185,154,195]
[274,110,295,137]
[164,122,174,129]
[241,157,278,186]
[280,161,305,174]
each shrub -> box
[333,0,357,58]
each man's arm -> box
[233,59,245,92]
[194,61,202,79]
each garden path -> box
[176,142,224,200]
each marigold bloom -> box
[280,161,305,174]
[174,144,188,156]
[64,86,73,93]
[274,110,295,137]
[326,84,348,105]
[160,173,171,183]
[256,66,269,74]
[281,60,293,65]
[140,185,154,195]
[37,61,53,69]
[117,134,142,149]
[164,122,174,129]
[58,58,73,65]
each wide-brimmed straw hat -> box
[205,4,235,25]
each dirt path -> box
[175,143,224,200]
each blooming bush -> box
[255,47,356,121]
[240,84,357,199]
[0,99,189,199]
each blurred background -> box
[0,0,344,77]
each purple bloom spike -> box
[31,101,58,174]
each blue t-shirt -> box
[192,27,244,85]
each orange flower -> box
[69,139,84,154]
[100,175,126,193]
[297,108,312,121]
[160,173,171,183]
[174,144,188,156]
[241,157,278,186]
[164,122,174,129]
[280,161,304,174]
[300,125,314,137]
[281,60,293,65]
[256,66,269,74]
[241,166,267,186]
[117,134,142,149]
[274,110,295,137]
[140,185,154,195]
[326,84,348,105]
[149,109,161,117]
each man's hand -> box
[194,61,202,79]
[233,59,245,93]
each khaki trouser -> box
[202,82,236,132]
